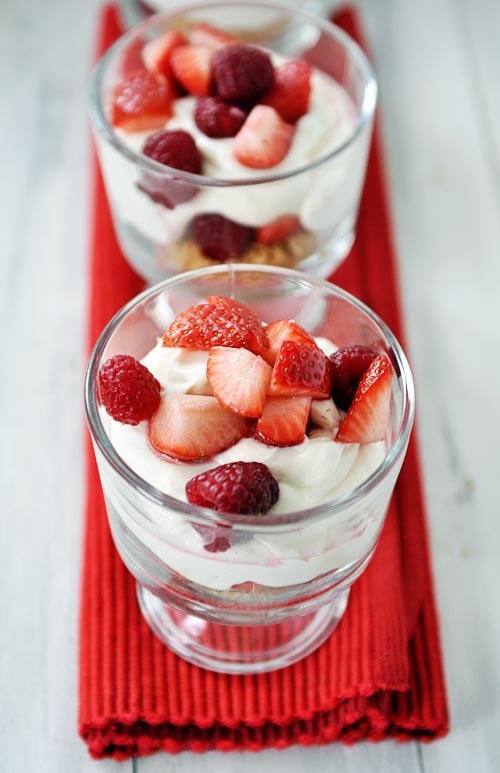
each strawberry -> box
[261,60,311,123]
[256,214,301,245]
[261,318,315,365]
[268,340,332,398]
[111,70,173,132]
[329,345,378,410]
[148,394,248,461]
[255,395,311,447]
[189,22,239,50]
[233,105,295,169]
[162,296,269,357]
[170,44,214,97]
[142,29,186,81]
[336,355,393,444]
[207,347,272,418]
[120,38,146,78]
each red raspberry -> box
[213,45,274,106]
[186,461,279,515]
[194,96,247,138]
[189,213,254,261]
[138,129,202,208]
[329,345,377,410]
[98,354,161,425]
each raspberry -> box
[213,45,274,106]
[138,130,202,208]
[329,345,377,410]
[194,96,247,138]
[186,461,279,515]
[98,354,161,425]
[189,213,254,261]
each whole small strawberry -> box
[98,354,161,425]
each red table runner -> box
[79,3,449,759]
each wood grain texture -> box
[0,0,498,770]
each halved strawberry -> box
[233,105,295,169]
[256,214,301,245]
[207,347,272,418]
[189,22,239,50]
[162,296,269,357]
[170,44,214,97]
[121,38,146,78]
[148,394,248,461]
[255,395,311,447]
[336,355,393,444]
[111,70,173,131]
[142,29,186,81]
[268,340,332,398]
[261,60,311,124]
[261,318,315,365]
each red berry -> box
[255,395,311,447]
[120,38,146,78]
[268,340,332,399]
[336,355,393,444]
[213,45,274,106]
[170,44,214,96]
[194,96,247,138]
[138,129,202,208]
[111,70,173,132]
[186,461,279,515]
[207,346,272,417]
[329,345,378,410]
[189,213,254,261]
[261,60,311,123]
[262,318,315,365]
[142,29,186,81]
[233,105,295,169]
[256,214,301,245]
[98,354,161,425]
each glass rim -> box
[85,264,415,530]
[87,0,378,188]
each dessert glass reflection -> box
[85,265,414,673]
[88,1,377,283]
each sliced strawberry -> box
[121,38,146,78]
[148,394,248,461]
[261,60,311,124]
[163,296,269,357]
[256,214,301,245]
[170,44,214,97]
[111,70,173,131]
[233,105,295,169]
[261,318,315,366]
[189,22,239,50]
[255,396,311,447]
[268,340,332,398]
[207,347,272,418]
[142,29,186,81]
[336,355,393,444]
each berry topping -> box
[189,213,254,261]
[186,461,279,515]
[138,129,202,208]
[148,394,248,461]
[142,29,186,81]
[255,395,311,447]
[111,70,173,132]
[233,105,295,169]
[162,295,270,356]
[261,60,311,123]
[121,38,146,78]
[207,347,272,417]
[262,318,315,365]
[189,23,239,50]
[98,354,161,425]
[170,44,214,96]
[256,214,301,245]
[336,355,393,444]
[268,340,332,398]
[329,345,378,411]
[213,44,274,106]
[194,96,247,138]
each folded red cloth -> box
[79,3,449,759]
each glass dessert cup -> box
[85,265,414,673]
[88,1,377,284]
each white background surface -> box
[1,0,500,770]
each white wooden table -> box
[1,0,500,770]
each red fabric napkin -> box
[79,4,449,759]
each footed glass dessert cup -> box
[88,1,377,283]
[85,265,414,673]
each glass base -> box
[137,583,350,674]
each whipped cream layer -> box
[100,342,389,589]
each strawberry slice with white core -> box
[207,347,272,418]
[189,22,239,50]
[261,318,315,365]
[170,44,214,96]
[255,395,311,447]
[336,355,393,444]
[142,29,186,80]
[233,105,296,169]
[148,394,248,461]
